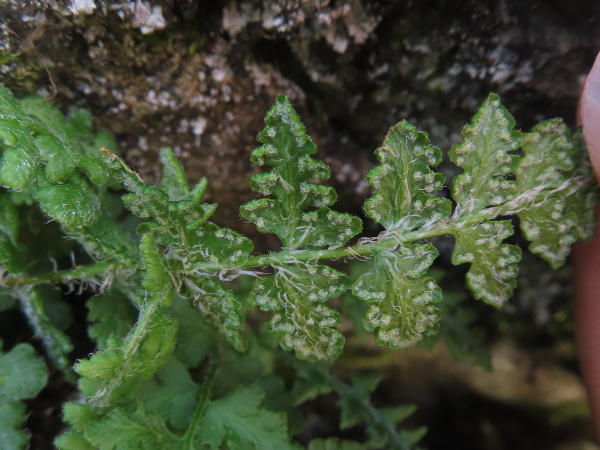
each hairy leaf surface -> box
[241,95,361,359]
[516,121,597,268]
[353,245,441,349]
[451,221,521,306]
[18,289,74,376]
[75,312,177,404]
[364,120,450,230]
[0,88,109,225]
[356,121,447,348]
[450,94,522,216]
[240,95,361,250]
[104,148,251,350]
[35,174,101,228]
[253,263,348,361]
[449,94,523,305]
[0,86,597,450]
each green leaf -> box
[104,150,251,350]
[516,120,596,268]
[211,333,275,395]
[241,95,361,360]
[353,244,441,349]
[566,129,598,240]
[354,118,448,349]
[368,405,426,449]
[0,343,48,402]
[252,264,347,361]
[242,199,361,248]
[36,134,76,183]
[0,146,39,190]
[187,222,253,265]
[333,371,424,449]
[240,94,361,249]
[195,386,298,450]
[0,87,21,116]
[124,313,178,379]
[58,403,101,449]
[35,174,101,228]
[0,343,48,450]
[54,430,95,450]
[81,154,110,185]
[0,191,19,242]
[159,147,190,201]
[0,87,595,450]
[18,95,75,138]
[0,402,30,449]
[0,192,25,273]
[75,313,177,404]
[134,359,201,429]
[62,402,96,429]
[75,349,124,381]
[0,88,113,197]
[364,120,450,231]
[170,296,213,369]
[87,291,137,351]
[66,107,93,135]
[77,211,139,264]
[449,95,523,305]
[140,232,174,302]
[452,221,521,306]
[84,405,182,449]
[450,93,522,216]
[292,364,334,406]
[181,276,246,352]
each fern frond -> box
[103,147,252,351]
[353,121,448,348]
[241,95,362,360]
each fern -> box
[240,95,362,361]
[0,87,595,449]
[0,342,48,447]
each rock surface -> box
[3,0,599,233]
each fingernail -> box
[584,55,600,105]
[582,52,600,178]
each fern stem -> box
[122,290,168,356]
[191,175,593,277]
[1,261,116,288]
[17,288,75,380]
[182,359,217,449]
